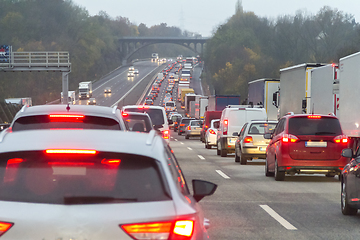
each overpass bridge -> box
[118,37,209,64]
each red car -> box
[265,113,349,181]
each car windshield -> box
[248,123,277,134]
[123,115,152,132]
[0,151,171,204]
[288,117,342,135]
[165,102,175,107]
[124,108,165,126]
[12,115,121,131]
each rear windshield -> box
[12,115,121,131]
[165,102,175,107]
[288,117,342,135]
[190,121,201,127]
[248,123,277,134]
[0,151,171,204]
[124,108,165,126]
[123,115,152,133]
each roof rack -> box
[286,112,294,116]
[20,105,28,113]
[0,127,12,143]
[328,112,335,116]
[112,106,118,115]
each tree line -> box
[0,0,194,104]
[203,5,360,100]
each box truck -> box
[61,91,76,105]
[78,81,92,100]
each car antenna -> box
[66,104,70,112]
[312,104,314,114]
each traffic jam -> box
[1,50,360,239]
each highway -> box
[78,60,360,239]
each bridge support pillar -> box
[61,72,69,104]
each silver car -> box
[0,129,217,239]
[7,104,126,132]
[185,120,202,139]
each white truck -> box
[61,91,76,105]
[276,63,338,118]
[177,79,191,101]
[151,53,159,62]
[338,51,360,148]
[248,79,280,120]
[194,95,208,120]
[78,81,92,100]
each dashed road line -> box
[216,170,230,179]
[260,205,297,230]
[180,142,184,145]
[198,155,205,160]
[187,147,192,150]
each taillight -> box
[180,124,185,127]
[333,135,348,144]
[244,136,253,143]
[282,134,299,143]
[122,112,128,117]
[187,126,191,130]
[163,130,170,139]
[307,115,321,119]
[223,119,228,135]
[49,114,84,122]
[121,219,194,240]
[0,221,13,237]
[45,149,97,154]
[209,129,216,134]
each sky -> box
[72,0,360,37]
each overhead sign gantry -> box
[0,45,71,104]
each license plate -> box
[259,147,266,151]
[305,141,327,147]
[229,138,236,144]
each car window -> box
[191,121,201,126]
[0,151,171,204]
[288,117,342,135]
[213,121,220,129]
[248,123,277,135]
[12,115,121,131]
[124,108,165,126]
[273,118,285,136]
[164,147,190,196]
[239,123,248,137]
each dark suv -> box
[265,113,349,181]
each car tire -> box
[326,173,336,178]
[185,135,189,139]
[220,145,227,157]
[341,180,358,215]
[235,148,240,162]
[178,131,181,136]
[265,157,274,177]
[205,140,211,149]
[274,159,285,181]
[240,150,247,165]
[217,142,220,155]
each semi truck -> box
[78,81,92,100]
[151,53,159,62]
[61,91,76,105]
[178,79,191,101]
[180,88,195,107]
[195,96,208,120]
[248,79,280,120]
[338,51,360,148]
[276,63,338,118]
[207,95,241,112]
[185,94,197,115]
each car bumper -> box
[242,145,267,158]
[206,134,217,145]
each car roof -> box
[282,113,338,119]
[0,129,164,159]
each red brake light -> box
[121,219,194,240]
[101,158,121,166]
[49,114,84,122]
[187,126,191,130]
[7,158,23,164]
[307,115,321,119]
[163,130,170,139]
[122,112,128,117]
[0,221,13,237]
[244,136,253,143]
[224,119,228,126]
[333,135,348,144]
[45,149,97,154]
[282,134,299,143]
[209,129,216,134]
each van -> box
[200,111,222,142]
[217,106,267,157]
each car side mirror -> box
[153,125,164,130]
[232,132,238,137]
[264,133,272,139]
[341,148,353,158]
[192,179,217,202]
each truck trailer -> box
[248,79,280,120]
[277,63,340,117]
[207,95,241,112]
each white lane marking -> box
[198,155,205,160]
[216,170,230,179]
[260,205,297,230]
[180,142,184,145]
[187,147,192,150]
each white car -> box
[205,119,220,149]
[0,129,217,239]
[134,69,139,74]
[122,105,170,144]
[127,71,134,77]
